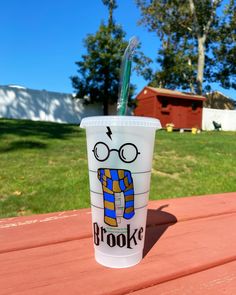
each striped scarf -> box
[97,168,134,227]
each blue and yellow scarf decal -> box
[98,168,134,227]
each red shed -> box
[134,87,206,129]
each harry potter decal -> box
[92,127,140,227]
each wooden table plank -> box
[0,209,91,253]
[131,260,236,295]
[1,192,235,253]
[1,213,235,295]
[147,192,236,224]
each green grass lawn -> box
[1,118,236,218]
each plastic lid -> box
[80,116,162,129]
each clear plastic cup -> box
[80,116,161,268]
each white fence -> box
[202,108,236,131]
[0,86,117,124]
[1,86,235,130]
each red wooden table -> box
[1,192,236,294]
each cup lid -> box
[80,116,162,129]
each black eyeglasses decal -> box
[92,142,140,163]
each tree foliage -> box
[136,0,235,94]
[102,0,118,27]
[210,2,236,89]
[71,22,127,115]
[71,0,151,115]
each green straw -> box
[117,36,139,116]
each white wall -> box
[202,107,236,131]
[0,86,118,124]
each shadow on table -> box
[143,205,177,258]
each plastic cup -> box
[80,116,161,268]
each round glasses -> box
[92,142,140,163]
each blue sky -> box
[0,0,235,99]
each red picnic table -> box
[1,192,236,295]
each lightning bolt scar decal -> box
[106,127,112,140]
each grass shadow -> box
[0,140,47,153]
[143,205,177,257]
[0,118,82,140]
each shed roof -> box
[137,86,206,101]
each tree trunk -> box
[187,57,195,93]
[108,0,115,29]
[196,36,206,95]
[189,82,195,93]
[103,74,109,115]
[103,99,109,115]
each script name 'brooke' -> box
[93,222,144,249]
